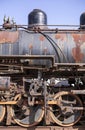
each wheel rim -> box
[11,95,44,127]
[50,91,83,126]
[0,105,5,122]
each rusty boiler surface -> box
[0,30,85,63]
[20,31,85,63]
[0,31,19,43]
[54,32,85,63]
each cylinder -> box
[0,77,10,90]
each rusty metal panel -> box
[71,33,85,63]
[0,31,19,43]
[54,32,85,63]
[0,31,19,55]
[19,31,85,63]
[0,30,85,63]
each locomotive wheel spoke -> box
[0,105,5,122]
[10,95,44,127]
[49,91,83,126]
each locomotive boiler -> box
[0,9,85,128]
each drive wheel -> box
[11,95,44,127]
[50,91,83,126]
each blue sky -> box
[0,0,85,26]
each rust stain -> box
[72,34,85,43]
[29,43,33,49]
[39,35,45,41]
[55,34,67,41]
[72,44,84,62]
[72,34,85,62]
[0,31,19,43]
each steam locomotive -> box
[0,9,85,127]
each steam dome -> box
[80,12,85,29]
[28,9,47,28]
